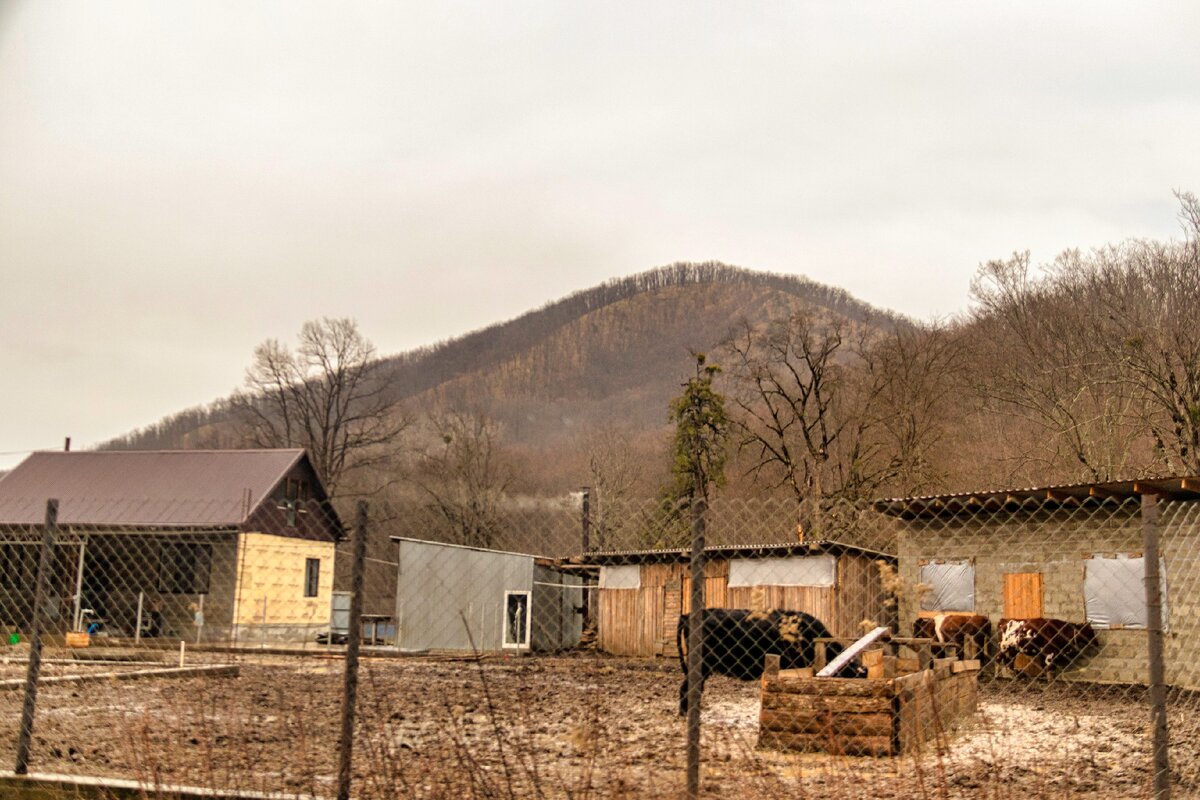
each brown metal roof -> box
[873,475,1200,519]
[0,449,312,528]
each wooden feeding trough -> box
[758,636,980,757]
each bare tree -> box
[232,317,409,497]
[579,423,644,550]
[1058,193,1200,473]
[411,410,513,549]
[964,193,1200,480]
[966,252,1143,481]
[856,321,961,495]
[723,309,954,523]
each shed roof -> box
[873,475,1200,519]
[563,539,894,567]
[390,536,547,561]
[0,449,333,530]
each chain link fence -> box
[1,490,1197,798]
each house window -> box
[278,478,310,526]
[919,560,975,612]
[304,558,320,598]
[502,591,531,649]
[158,542,212,594]
[1085,554,1166,630]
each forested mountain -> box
[100,192,1200,508]
[101,262,900,490]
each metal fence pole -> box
[685,497,707,800]
[14,498,58,775]
[336,500,369,800]
[1142,493,1170,799]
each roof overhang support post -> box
[71,532,88,633]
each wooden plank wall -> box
[598,587,663,656]
[599,555,884,657]
[726,586,835,624]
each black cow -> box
[676,608,863,715]
[997,618,1098,675]
[913,613,992,666]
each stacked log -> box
[758,651,980,757]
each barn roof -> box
[0,449,337,532]
[563,539,894,567]
[873,475,1200,520]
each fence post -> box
[1141,493,1170,799]
[14,499,58,775]
[580,487,593,635]
[337,500,369,800]
[581,486,591,553]
[685,497,707,800]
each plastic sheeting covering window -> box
[919,560,975,612]
[727,555,835,588]
[1085,554,1167,630]
[599,563,640,589]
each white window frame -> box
[502,590,532,649]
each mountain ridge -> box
[99,262,902,481]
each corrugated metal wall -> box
[395,539,533,652]
[598,555,874,658]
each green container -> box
[7,633,17,645]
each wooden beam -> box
[818,627,889,677]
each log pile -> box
[758,647,979,757]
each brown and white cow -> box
[997,618,1097,675]
[912,613,992,665]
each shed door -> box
[1003,572,1044,619]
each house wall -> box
[394,539,535,652]
[896,500,1200,689]
[229,532,335,643]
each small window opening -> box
[304,558,320,598]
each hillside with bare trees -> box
[101,196,1200,507]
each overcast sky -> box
[1,2,1199,470]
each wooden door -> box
[1003,572,1044,619]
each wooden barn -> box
[0,449,343,644]
[568,541,896,659]
[875,476,1200,689]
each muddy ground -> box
[0,653,1196,799]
